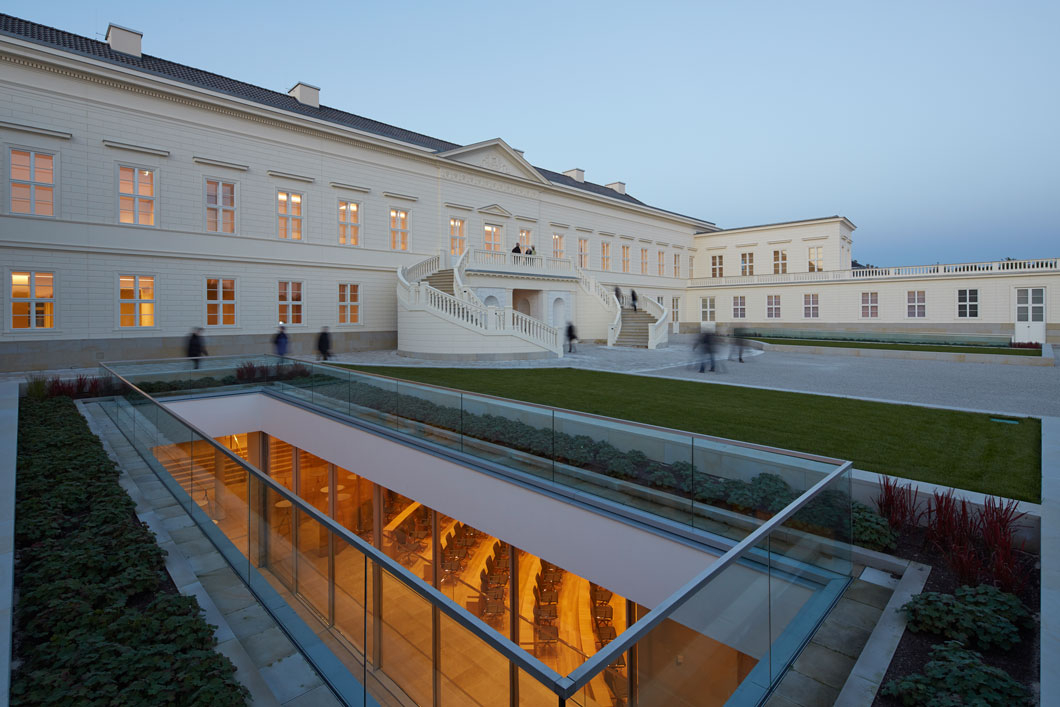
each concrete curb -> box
[834,561,931,706]
[760,342,1052,366]
[0,383,18,705]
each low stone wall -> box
[760,341,1053,367]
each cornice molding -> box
[444,202,473,211]
[330,181,371,193]
[267,169,314,183]
[0,119,72,139]
[514,214,537,222]
[383,191,418,202]
[193,156,249,171]
[101,139,169,156]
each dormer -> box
[106,23,142,58]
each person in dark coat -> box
[186,327,207,369]
[696,330,717,373]
[566,322,577,353]
[273,325,288,357]
[511,243,522,254]
[614,286,623,308]
[630,289,638,312]
[317,326,332,361]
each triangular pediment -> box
[437,139,549,184]
[477,204,513,217]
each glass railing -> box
[99,356,853,706]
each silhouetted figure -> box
[566,322,578,353]
[317,326,331,361]
[526,245,535,255]
[630,290,638,312]
[614,286,623,307]
[186,327,207,369]
[512,243,522,254]
[696,331,717,373]
[273,325,288,357]
[728,335,745,363]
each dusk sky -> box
[7,1,1057,267]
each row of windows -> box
[710,247,823,278]
[699,289,984,321]
[9,271,360,330]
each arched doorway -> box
[552,298,566,327]
[483,295,500,308]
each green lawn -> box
[339,366,1041,503]
[749,337,1041,356]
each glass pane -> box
[11,301,29,329]
[222,280,235,300]
[119,196,135,223]
[292,219,302,240]
[395,381,465,454]
[379,567,433,706]
[1032,289,1044,305]
[291,194,302,216]
[291,282,302,301]
[119,302,136,327]
[138,276,154,299]
[265,485,295,588]
[333,531,369,654]
[439,610,510,705]
[296,507,331,621]
[207,208,218,231]
[10,183,31,213]
[335,467,374,541]
[11,272,30,299]
[223,210,235,233]
[34,153,53,184]
[139,302,154,327]
[221,182,234,207]
[10,150,30,180]
[222,304,235,325]
[206,180,218,205]
[279,218,288,239]
[461,394,554,482]
[138,169,153,196]
[290,305,302,325]
[34,301,54,328]
[33,186,53,215]
[207,304,218,326]
[119,166,135,194]
[138,198,154,225]
[518,667,558,706]
[1017,290,1028,305]
[278,192,288,215]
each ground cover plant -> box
[12,397,248,706]
[746,337,1042,356]
[880,641,1030,706]
[339,366,1041,502]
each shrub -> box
[881,641,1029,706]
[649,466,676,490]
[25,373,47,400]
[749,473,795,514]
[852,501,897,551]
[606,456,637,480]
[901,585,1029,651]
[875,476,921,530]
[925,488,979,549]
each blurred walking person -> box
[614,286,623,308]
[566,321,578,353]
[273,325,288,357]
[186,327,207,369]
[728,334,745,363]
[317,326,332,361]
[630,289,638,312]
[696,330,717,373]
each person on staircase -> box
[630,290,638,312]
[614,286,624,308]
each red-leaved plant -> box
[876,476,921,531]
[980,496,1027,593]
[926,489,980,550]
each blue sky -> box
[6,1,1057,266]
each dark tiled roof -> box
[0,13,713,224]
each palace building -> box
[0,14,1056,371]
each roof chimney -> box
[287,82,320,108]
[106,23,142,58]
[605,181,626,195]
[563,168,585,183]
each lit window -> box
[657,251,664,276]
[11,271,54,329]
[277,191,303,240]
[767,294,781,319]
[552,233,564,258]
[671,297,680,323]
[640,248,648,274]
[957,289,979,318]
[741,252,754,276]
[861,292,878,318]
[339,283,359,324]
[803,293,819,318]
[118,166,155,225]
[808,246,823,272]
[449,218,465,255]
[278,281,303,325]
[601,242,611,270]
[119,275,155,327]
[907,290,926,318]
[700,296,715,322]
[673,253,681,278]
[10,149,54,216]
[205,179,236,233]
[519,228,532,249]
[622,245,631,273]
[484,224,502,251]
[773,249,787,274]
[711,255,723,278]
[390,209,409,250]
[205,278,236,327]
[733,296,746,319]
[339,201,359,245]
[578,238,589,268]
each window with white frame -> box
[803,293,819,318]
[773,249,787,274]
[10,149,55,216]
[767,294,781,319]
[484,224,502,251]
[700,296,716,322]
[118,275,155,327]
[205,179,235,233]
[622,245,631,273]
[861,291,878,318]
[656,295,664,306]
[278,280,303,325]
[907,290,926,318]
[577,238,589,268]
[689,255,695,278]
[733,295,746,319]
[449,217,465,255]
[673,253,681,278]
[390,208,409,250]
[118,166,155,225]
[657,251,664,276]
[671,297,680,323]
[741,252,754,276]
[339,283,359,324]
[205,278,236,327]
[601,242,611,270]
[519,228,532,249]
[711,255,723,278]
[640,248,648,274]
[277,191,303,240]
[339,200,359,245]
[808,246,823,272]
[552,233,564,258]
[10,271,54,329]
[957,289,979,318]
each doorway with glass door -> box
[1014,287,1046,343]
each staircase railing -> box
[467,248,574,275]
[400,255,442,286]
[642,296,669,350]
[573,263,621,346]
[453,248,484,306]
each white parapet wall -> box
[397,303,556,360]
